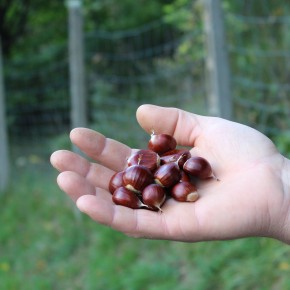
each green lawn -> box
[1,162,290,290]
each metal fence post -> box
[0,37,9,192]
[203,0,232,119]
[67,0,87,129]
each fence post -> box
[0,37,9,192]
[67,0,87,153]
[203,0,232,119]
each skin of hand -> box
[50,104,290,244]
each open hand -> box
[50,104,290,243]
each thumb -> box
[136,104,204,147]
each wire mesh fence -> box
[3,0,290,160]
[226,3,290,137]
[85,2,206,148]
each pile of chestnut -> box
[109,132,217,211]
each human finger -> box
[76,194,202,241]
[56,170,184,239]
[76,194,169,239]
[50,150,115,191]
[70,128,133,172]
[50,150,91,174]
[136,104,207,147]
[57,171,96,202]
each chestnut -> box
[183,156,218,180]
[142,184,166,211]
[112,187,148,209]
[180,170,191,183]
[154,162,181,188]
[123,165,154,194]
[148,132,177,155]
[107,132,217,211]
[160,149,191,168]
[109,171,125,194]
[170,182,199,202]
[127,149,160,173]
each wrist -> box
[278,157,290,244]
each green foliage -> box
[223,1,290,145]
[1,0,66,57]
[2,0,290,157]
[4,0,196,143]
[274,131,290,158]
[47,132,72,153]
[84,0,171,31]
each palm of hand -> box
[50,105,287,242]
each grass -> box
[1,160,290,290]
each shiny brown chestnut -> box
[148,132,177,155]
[112,187,148,209]
[154,161,181,188]
[109,171,125,194]
[180,170,191,183]
[127,149,160,173]
[183,156,218,180]
[160,149,191,168]
[142,184,167,211]
[123,165,154,194]
[170,181,199,202]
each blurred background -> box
[0,0,290,289]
